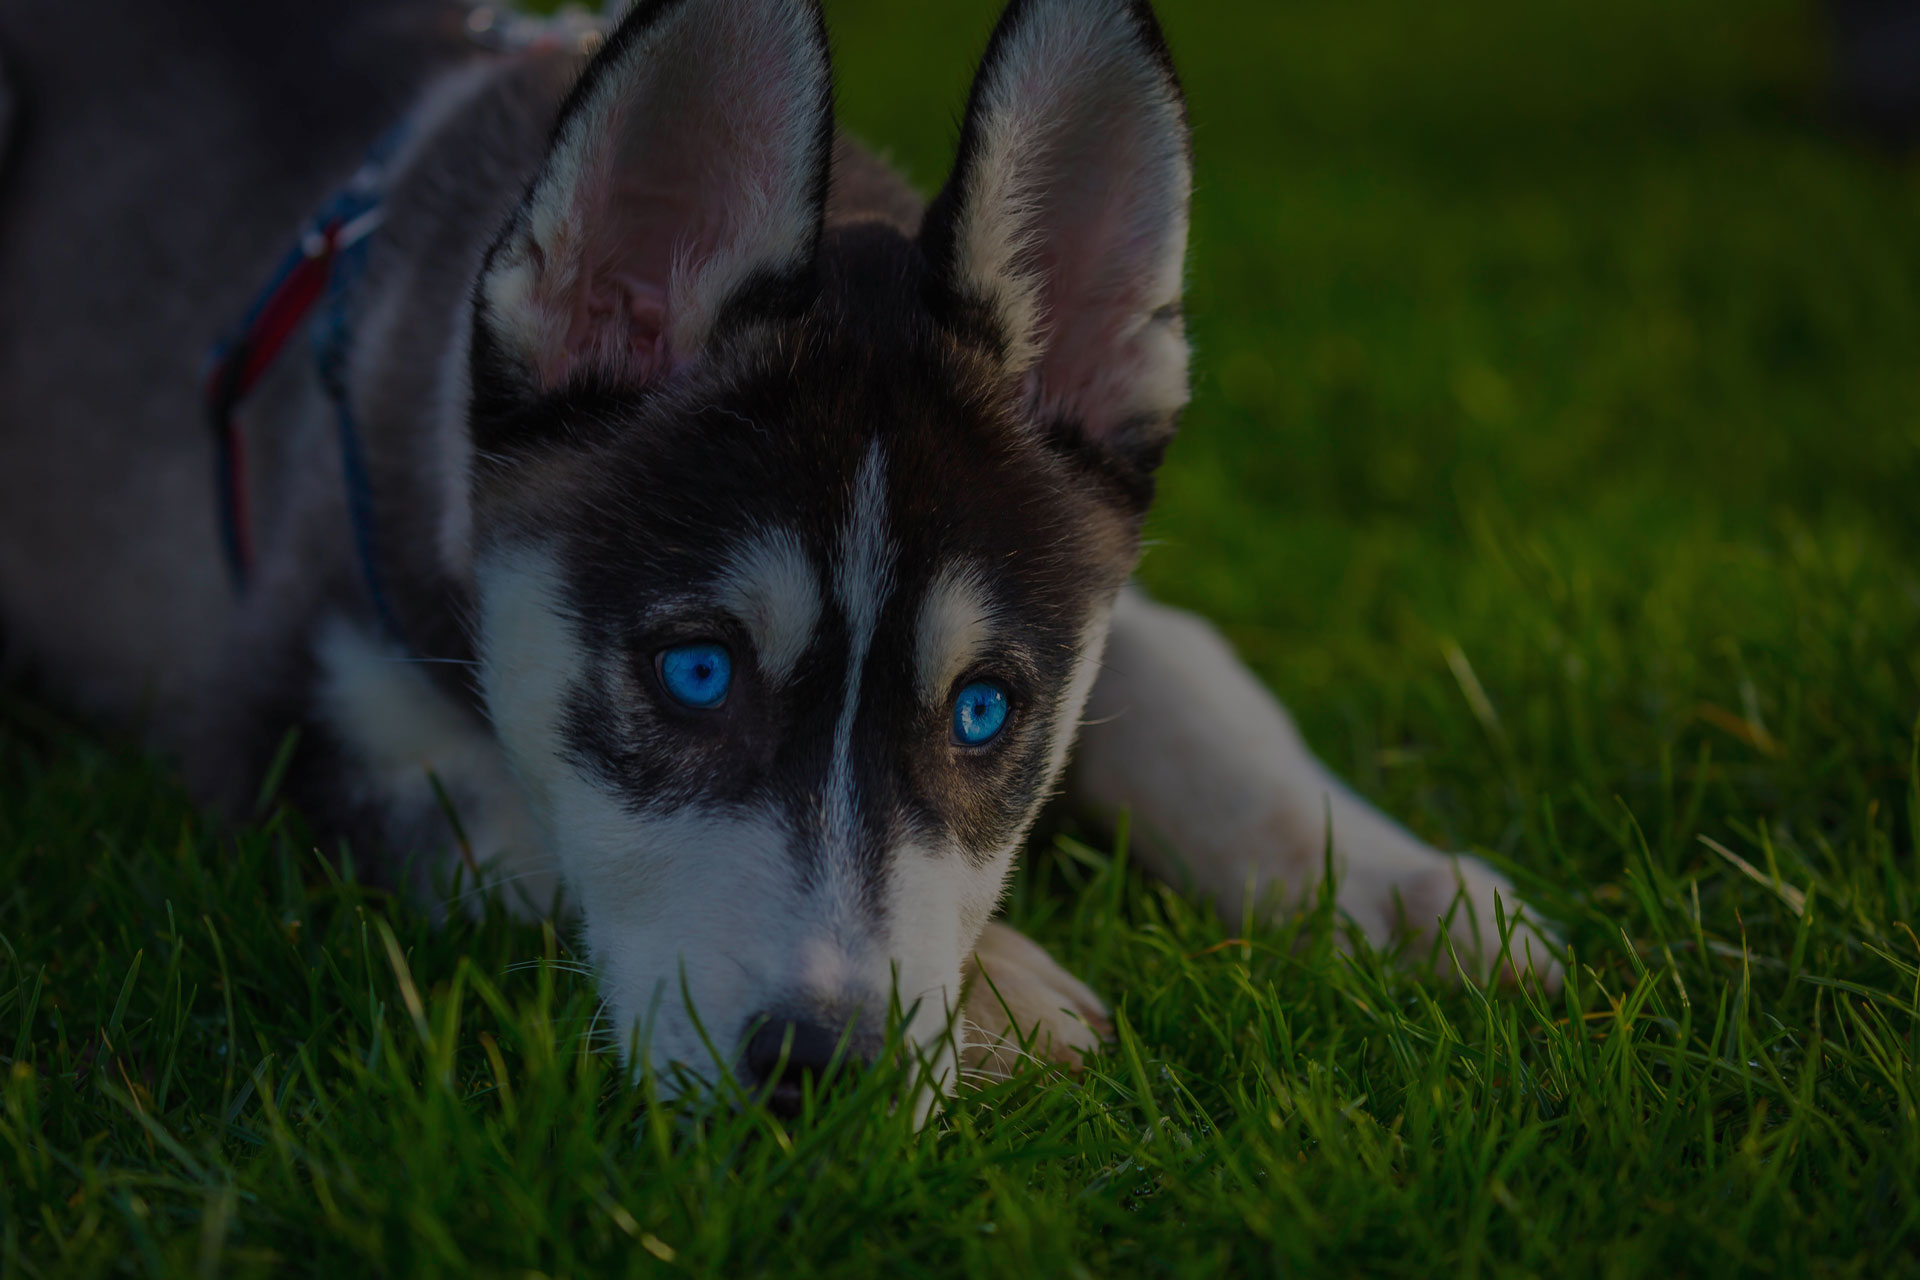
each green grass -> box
[7,0,1920,1273]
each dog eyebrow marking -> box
[717,527,821,685]
[821,441,895,883]
[915,562,997,702]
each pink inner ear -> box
[540,111,716,390]
[1023,122,1185,437]
[1029,191,1164,419]
[563,270,671,388]
[507,9,823,395]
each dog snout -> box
[741,1013,871,1117]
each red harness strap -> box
[203,222,349,585]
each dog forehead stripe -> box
[718,528,821,685]
[819,441,895,886]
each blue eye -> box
[657,642,732,709]
[952,680,1010,746]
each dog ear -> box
[922,0,1192,483]
[473,0,832,416]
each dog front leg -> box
[1071,589,1560,986]
[961,922,1111,1079]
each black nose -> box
[743,1016,857,1117]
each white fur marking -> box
[914,562,997,701]
[823,443,894,876]
[1044,606,1114,793]
[717,527,821,685]
[316,616,555,913]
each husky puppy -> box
[0,0,1556,1110]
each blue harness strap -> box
[205,123,411,644]
[312,126,410,644]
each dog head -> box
[465,0,1190,1105]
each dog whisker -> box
[503,958,594,978]
[440,867,564,909]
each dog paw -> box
[1354,854,1564,992]
[961,922,1111,1080]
